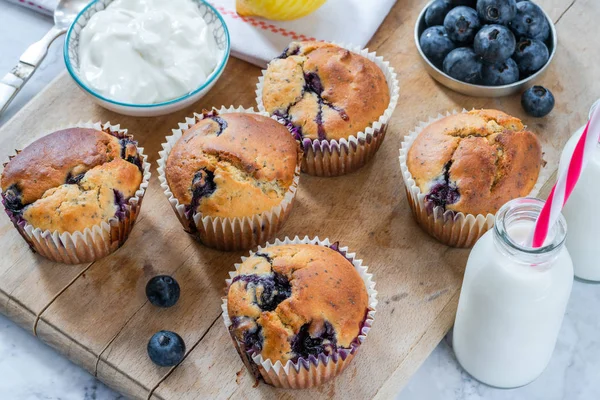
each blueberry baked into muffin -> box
[401,109,542,247]
[1,126,147,263]
[258,41,397,176]
[161,110,302,251]
[225,242,374,388]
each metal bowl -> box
[414,1,557,97]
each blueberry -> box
[425,0,452,26]
[147,331,186,367]
[420,26,457,68]
[513,38,549,76]
[443,47,483,84]
[232,273,291,312]
[146,275,181,308]
[509,1,550,41]
[477,0,517,24]
[473,25,516,64]
[481,58,520,85]
[449,0,476,6]
[291,321,337,359]
[65,172,85,184]
[186,167,216,218]
[2,184,24,214]
[210,116,228,136]
[522,86,554,117]
[425,162,460,210]
[113,189,127,221]
[444,6,481,43]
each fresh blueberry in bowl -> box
[509,1,550,41]
[449,0,477,6]
[477,0,517,24]
[147,330,186,367]
[473,24,516,64]
[420,26,457,68]
[444,6,481,43]
[443,47,483,84]
[425,0,453,26]
[481,58,520,85]
[146,275,181,308]
[513,38,549,76]
[522,86,554,117]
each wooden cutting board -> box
[0,0,595,398]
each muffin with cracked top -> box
[401,109,543,247]
[160,109,302,251]
[224,240,375,388]
[258,41,398,176]
[1,124,148,263]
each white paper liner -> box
[2,122,151,264]
[221,236,378,388]
[157,106,302,251]
[256,42,399,177]
[399,109,552,248]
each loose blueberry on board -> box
[522,86,555,117]
[513,38,549,76]
[420,26,457,68]
[473,24,516,64]
[425,0,453,27]
[443,47,483,84]
[509,1,550,41]
[477,0,517,24]
[146,275,181,308]
[481,58,520,85]
[444,6,481,43]
[147,331,186,367]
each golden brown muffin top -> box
[165,112,301,219]
[1,128,143,233]
[227,244,369,364]
[262,41,390,141]
[406,109,542,216]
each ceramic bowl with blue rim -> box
[64,0,230,117]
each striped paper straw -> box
[532,104,600,248]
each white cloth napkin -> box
[209,0,397,66]
[6,0,396,67]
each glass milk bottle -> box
[560,116,600,281]
[453,198,573,388]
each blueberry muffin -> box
[162,110,301,250]
[1,126,146,263]
[226,243,370,387]
[402,109,542,247]
[407,109,542,216]
[2,128,143,233]
[261,41,390,142]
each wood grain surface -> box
[0,0,596,399]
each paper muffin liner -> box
[221,236,378,389]
[157,106,302,252]
[399,110,551,248]
[256,42,399,177]
[1,122,151,264]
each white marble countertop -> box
[1,2,599,399]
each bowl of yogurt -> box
[64,0,230,117]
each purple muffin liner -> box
[222,236,378,389]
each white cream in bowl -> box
[78,0,219,104]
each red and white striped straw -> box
[532,105,600,248]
